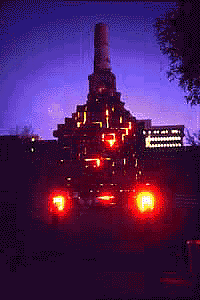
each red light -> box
[102,133,117,148]
[128,183,163,221]
[53,196,65,211]
[85,158,101,168]
[97,193,116,205]
[136,192,155,212]
[48,188,72,218]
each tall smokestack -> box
[94,23,111,72]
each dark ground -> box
[1,160,200,299]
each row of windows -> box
[149,136,181,141]
[147,143,182,148]
[143,129,181,135]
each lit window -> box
[77,122,81,128]
[112,107,115,112]
[171,129,178,134]
[161,144,163,147]
[129,122,132,129]
[145,136,151,147]
[124,158,126,165]
[143,130,146,134]
[153,130,157,134]
[78,112,80,118]
[120,116,122,123]
[148,131,151,134]
[106,117,109,128]
[85,158,101,167]
[157,131,159,134]
[102,133,116,147]
[112,162,115,166]
[83,111,86,124]
[122,134,125,141]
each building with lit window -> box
[137,119,184,149]
[53,23,145,183]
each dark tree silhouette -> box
[9,124,41,142]
[185,128,200,146]
[153,0,200,106]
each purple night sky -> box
[0,1,199,144]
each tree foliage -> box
[153,0,200,106]
[185,128,200,146]
[9,125,41,142]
